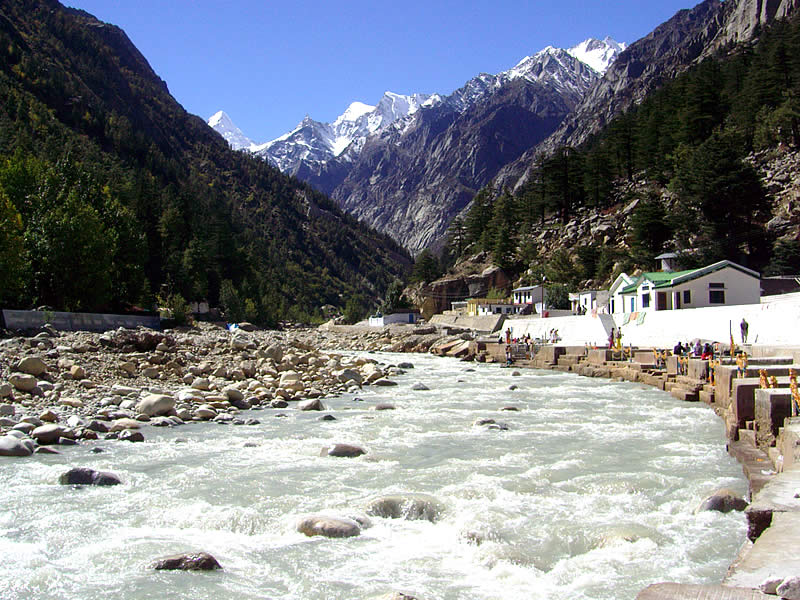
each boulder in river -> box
[296,515,361,538]
[136,394,175,417]
[298,398,325,411]
[0,435,34,457]
[696,488,747,513]
[324,443,366,458]
[59,467,121,486]
[119,429,145,442]
[366,494,443,522]
[31,424,66,445]
[150,551,222,571]
[777,577,800,600]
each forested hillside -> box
[443,11,800,292]
[0,0,411,324]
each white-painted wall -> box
[368,312,419,327]
[506,293,800,348]
[670,269,760,310]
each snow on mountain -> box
[208,37,625,174]
[207,110,254,151]
[243,91,436,172]
[567,37,627,74]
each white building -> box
[512,285,546,314]
[617,260,760,313]
[608,273,635,315]
[467,298,516,316]
[368,311,421,326]
[571,290,610,314]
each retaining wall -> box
[2,309,160,332]
[496,293,800,348]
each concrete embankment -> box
[473,339,800,600]
[505,292,800,350]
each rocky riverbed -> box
[0,322,445,457]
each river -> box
[0,352,747,599]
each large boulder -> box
[366,494,444,522]
[59,467,122,486]
[136,394,175,417]
[298,398,325,411]
[336,369,362,386]
[9,373,37,392]
[696,488,748,513]
[296,515,361,538]
[193,405,217,420]
[324,444,366,458]
[119,430,145,442]
[16,357,48,377]
[109,418,141,432]
[31,424,66,445]
[150,551,222,571]
[0,435,34,457]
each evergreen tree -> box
[672,131,769,263]
[411,249,441,284]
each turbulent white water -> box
[0,353,747,600]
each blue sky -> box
[66,0,696,142]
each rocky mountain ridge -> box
[498,0,800,191]
[209,39,624,251]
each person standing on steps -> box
[740,318,749,344]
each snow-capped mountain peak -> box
[567,37,627,74]
[208,36,626,174]
[336,101,375,124]
[207,110,254,151]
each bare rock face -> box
[504,0,799,191]
[150,551,222,571]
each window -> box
[709,290,725,304]
[641,294,650,308]
[630,297,635,312]
[683,290,691,304]
[709,282,725,288]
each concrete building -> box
[608,273,635,315]
[512,285,546,314]
[368,311,421,326]
[467,298,516,316]
[618,260,760,313]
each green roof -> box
[620,269,695,294]
[619,261,760,294]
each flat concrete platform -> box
[724,512,800,589]
[745,465,800,539]
[637,583,771,599]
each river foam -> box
[0,352,746,599]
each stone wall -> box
[2,310,160,333]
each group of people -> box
[607,327,623,349]
[673,340,715,359]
